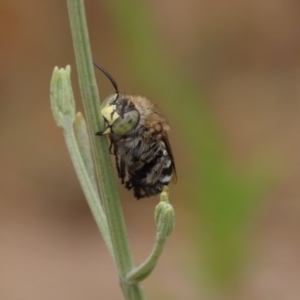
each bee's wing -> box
[162,134,177,183]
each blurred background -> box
[1,0,300,299]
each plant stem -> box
[66,0,145,298]
[127,188,175,283]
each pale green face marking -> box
[101,104,120,126]
[99,94,119,135]
[100,94,120,126]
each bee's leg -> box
[114,154,122,179]
[120,159,126,184]
[125,180,132,190]
[113,154,125,185]
[109,138,114,154]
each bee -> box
[94,62,176,199]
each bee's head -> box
[93,62,140,136]
[99,94,140,135]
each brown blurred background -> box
[1,0,300,299]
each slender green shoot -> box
[127,187,175,284]
[65,0,145,298]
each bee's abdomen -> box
[125,143,173,199]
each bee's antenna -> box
[93,62,119,94]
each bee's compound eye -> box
[100,94,118,109]
[112,110,140,135]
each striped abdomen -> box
[112,135,175,199]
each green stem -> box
[126,236,165,284]
[127,188,175,284]
[66,0,145,298]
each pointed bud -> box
[155,186,175,238]
[50,66,75,129]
